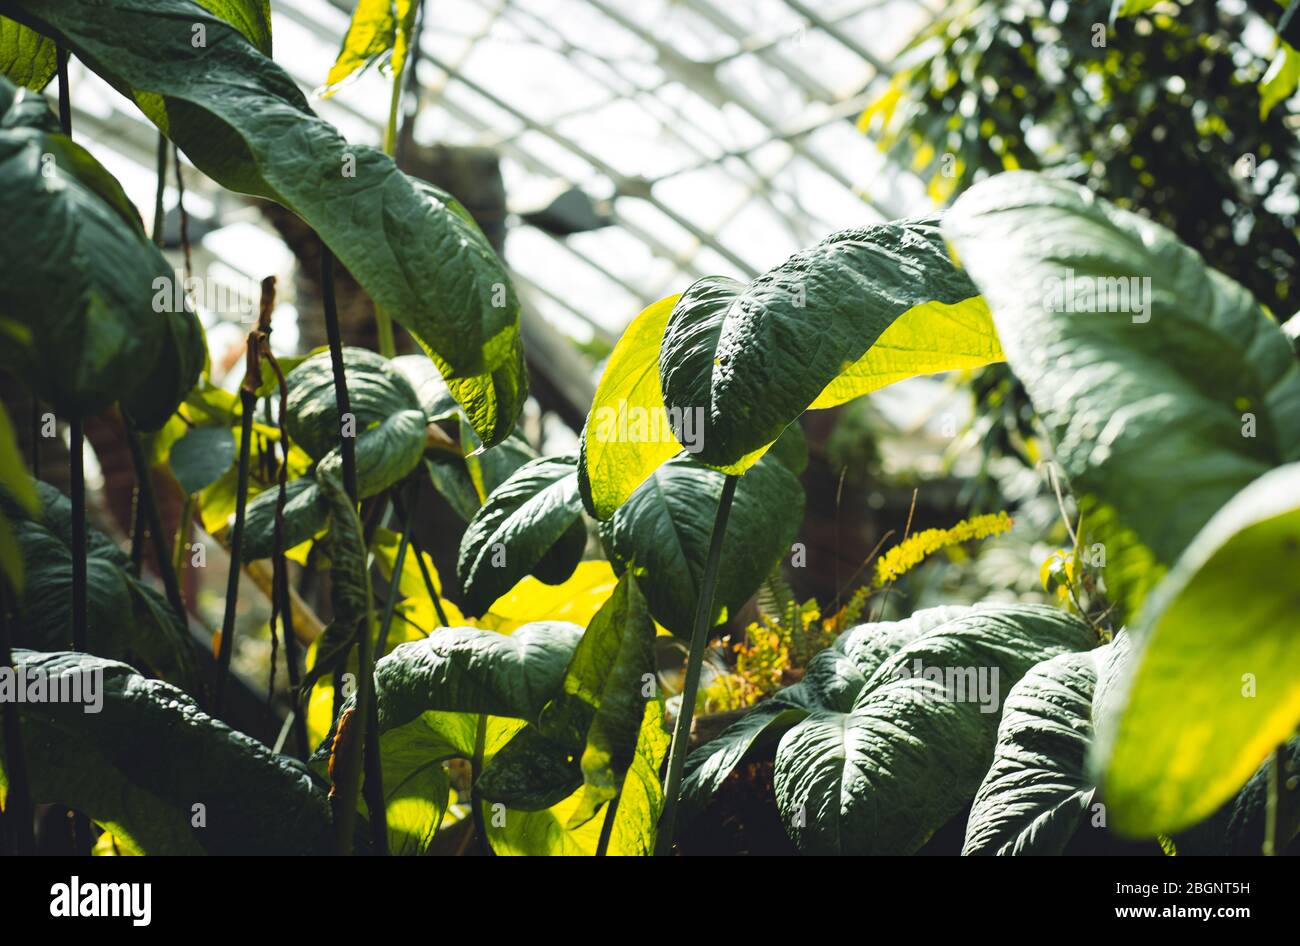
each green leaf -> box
[322,0,416,95]
[1260,41,1300,118]
[239,476,328,563]
[963,649,1100,855]
[169,425,236,495]
[197,0,271,56]
[374,623,583,725]
[0,76,204,428]
[8,481,197,689]
[5,0,524,446]
[0,16,54,89]
[460,418,538,503]
[0,649,331,854]
[1096,462,1300,837]
[732,604,1093,854]
[599,452,803,636]
[679,605,973,826]
[0,400,35,591]
[485,702,668,856]
[456,455,584,617]
[578,294,684,519]
[945,171,1300,615]
[538,573,656,827]
[476,725,582,811]
[286,347,420,460]
[658,219,997,471]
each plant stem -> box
[172,492,192,592]
[0,584,34,855]
[374,502,414,660]
[214,386,255,713]
[392,491,450,627]
[152,131,168,247]
[1265,742,1299,855]
[319,241,358,502]
[596,791,622,857]
[124,422,187,624]
[69,416,86,652]
[655,473,739,855]
[470,713,493,856]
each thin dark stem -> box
[391,492,450,627]
[374,502,414,660]
[173,143,192,280]
[152,132,168,247]
[69,416,86,652]
[470,713,493,856]
[128,488,146,575]
[215,387,255,713]
[319,241,357,502]
[596,790,622,856]
[655,473,739,855]
[1266,742,1299,855]
[0,585,34,855]
[124,422,187,625]
[56,48,71,136]
[29,397,40,481]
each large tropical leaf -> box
[456,455,585,617]
[658,220,997,472]
[0,650,331,854]
[481,574,656,827]
[1096,462,1300,837]
[3,0,524,446]
[578,224,999,517]
[0,77,204,429]
[681,604,1094,854]
[968,633,1300,855]
[945,171,1300,615]
[5,481,197,689]
[598,452,803,636]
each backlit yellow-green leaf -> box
[578,294,683,519]
[1097,463,1300,836]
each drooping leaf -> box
[945,171,1300,616]
[658,220,997,472]
[285,347,420,460]
[5,0,524,445]
[0,76,204,428]
[456,455,584,617]
[0,650,331,854]
[169,425,236,495]
[599,452,803,636]
[1096,462,1300,837]
[963,649,1100,855]
[538,573,656,826]
[197,0,271,56]
[7,481,197,689]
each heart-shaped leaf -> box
[599,452,803,636]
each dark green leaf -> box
[456,455,584,617]
[945,172,1300,614]
[599,452,803,636]
[4,0,524,445]
[0,77,203,427]
[0,649,331,854]
[169,425,236,495]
